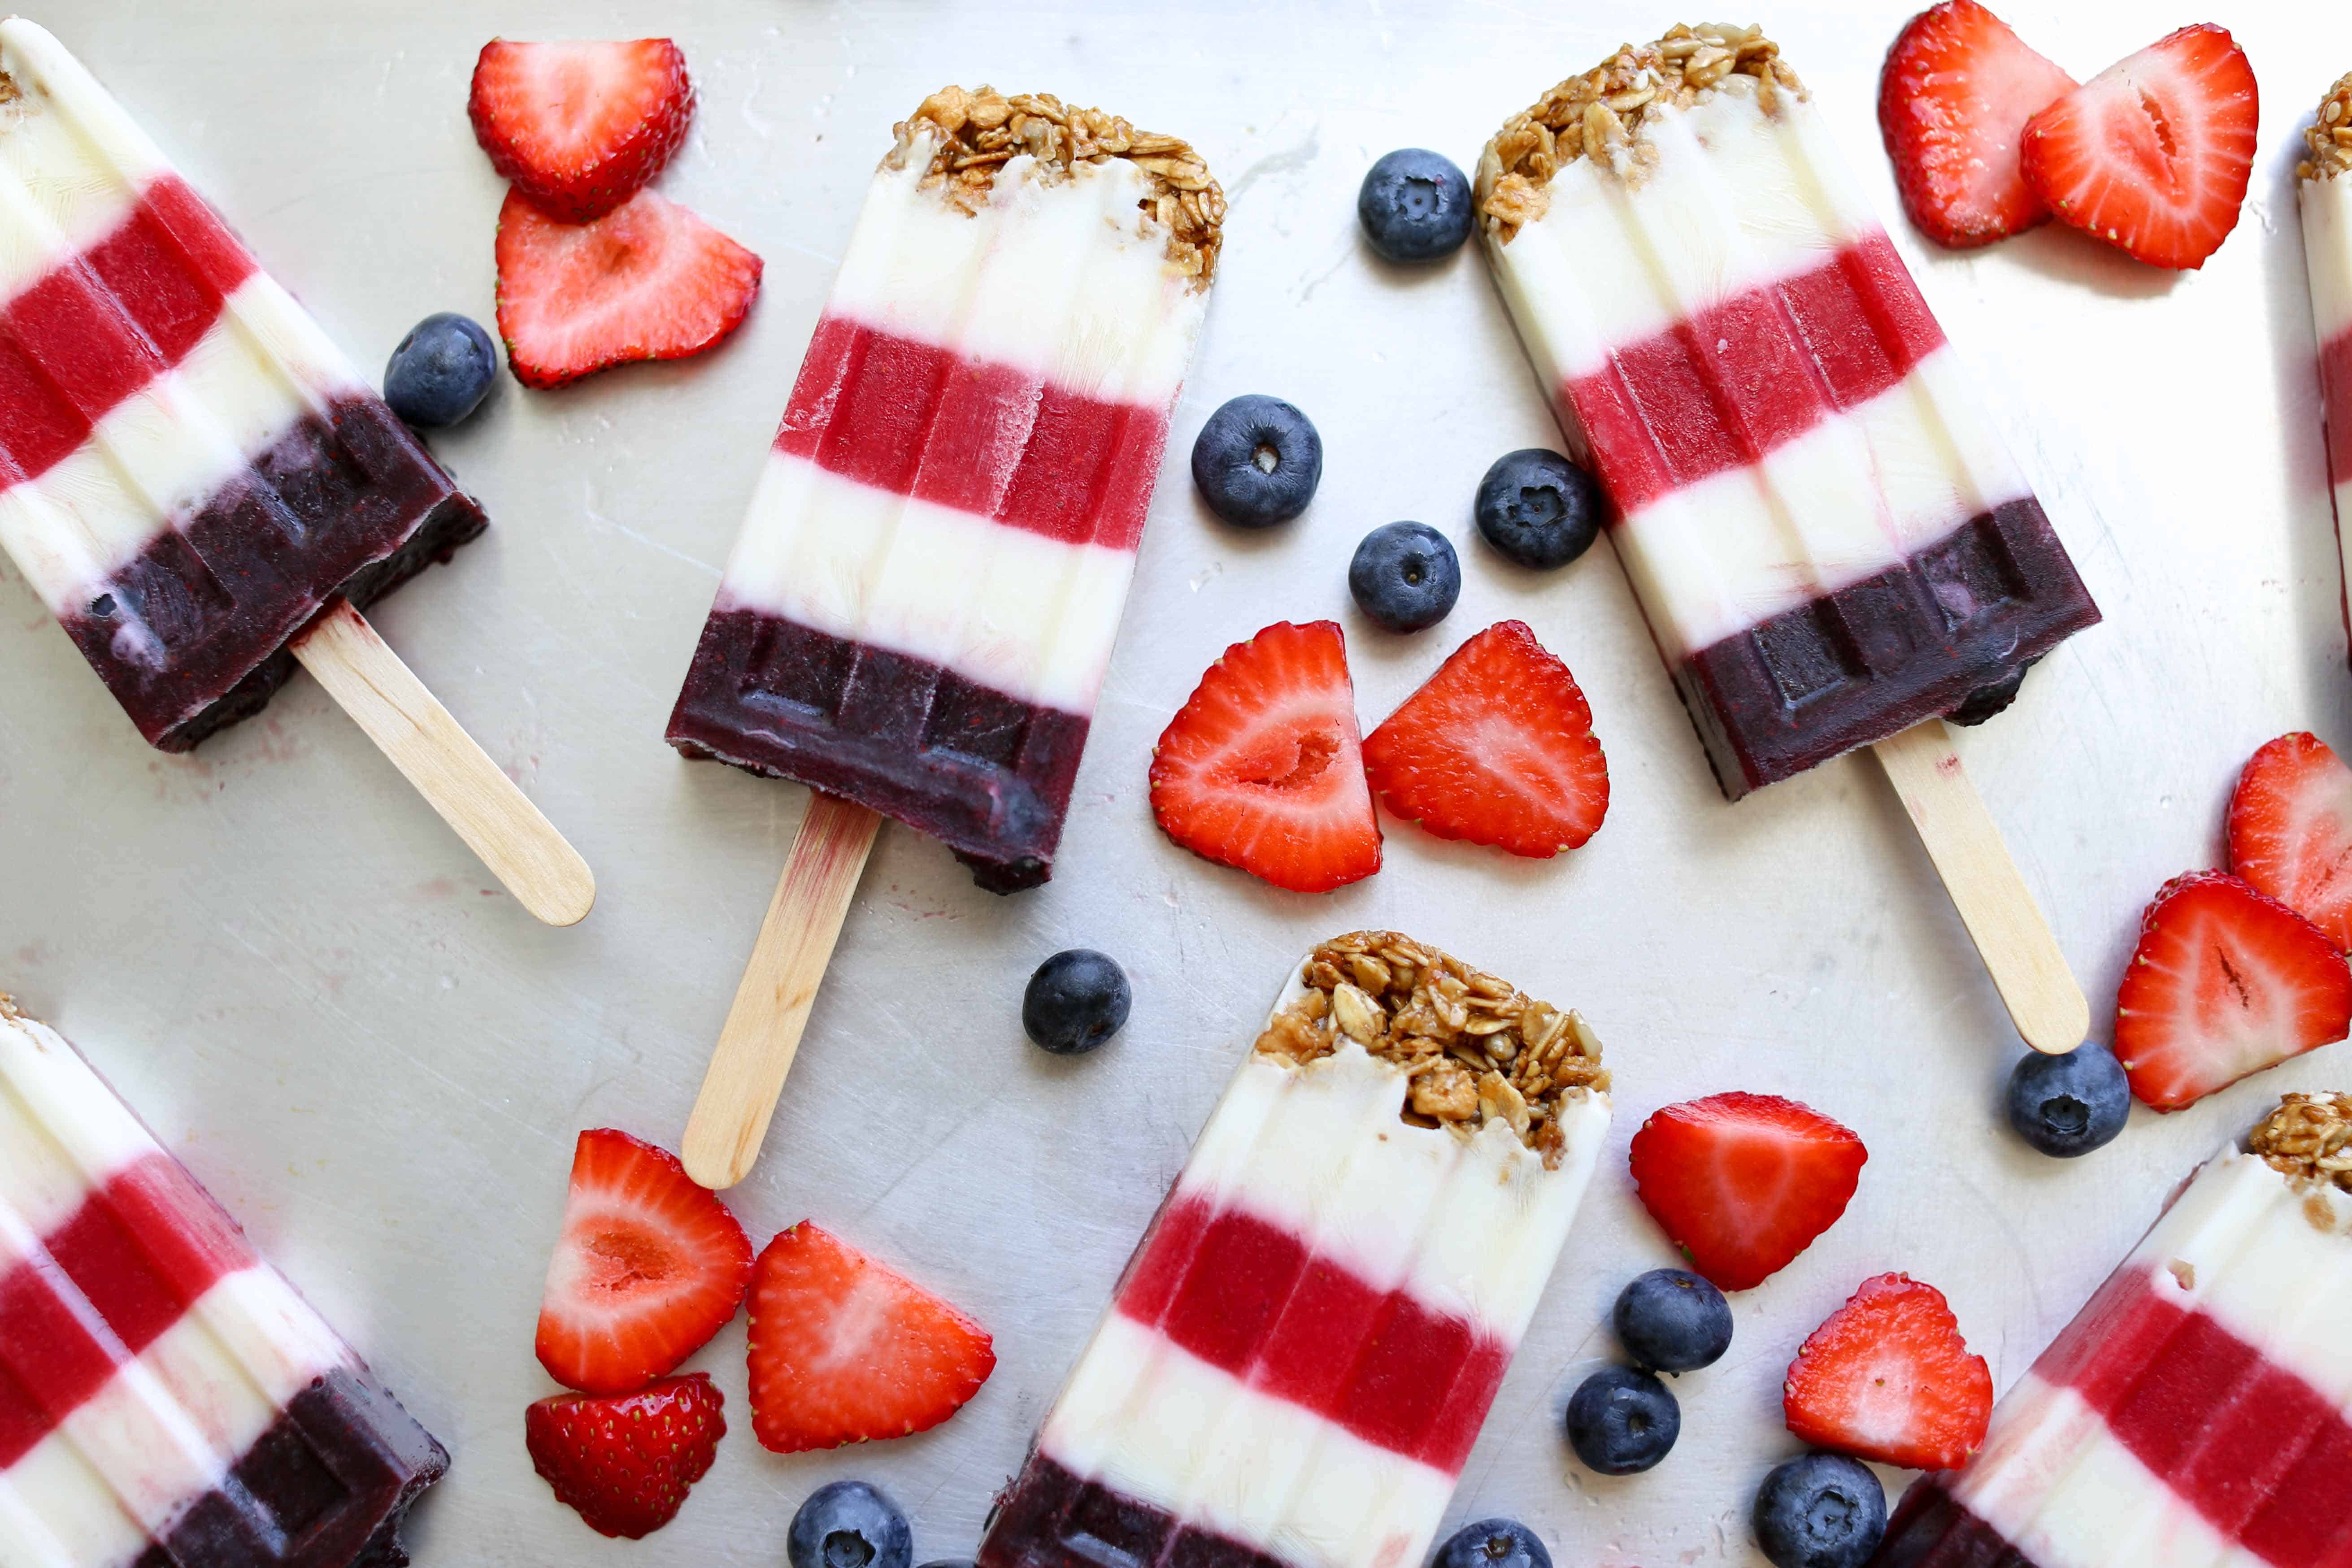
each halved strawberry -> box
[2113,871,2352,1112]
[1782,1274,1992,1471]
[1148,621,1381,894]
[1360,620,1608,857]
[745,1222,996,1453]
[535,1129,754,1396]
[1628,1093,1867,1291]
[495,188,762,389]
[1879,2,2078,248]
[526,1371,725,1538]
[470,39,694,222]
[2018,24,2257,269]
[2228,732,2352,952]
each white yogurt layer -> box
[718,452,1139,717]
[2299,174,2352,629]
[0,19,173,304]
[827,132,1209,409]
[0,1006,162,1253]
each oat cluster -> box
[2303,74,2352,181]
[888,85,1224,283]
[1476,24,1801,242]
[1253,931,1607,1168]
[2249,1091,2352,1193]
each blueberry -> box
[1357,148,1474,263]
[1474,449,1603,569]
[1022,950,1132,1056]
[1947,657,2038,726]
[1430,1519,1552,1568]
[787,1481,912,1568]
[1191,395,1322,528]
[1752,1453,1887,1568]
[1349,522,1461,634]
[2005,1042,2130,1157]
[1563,1365,1680,1475]
[383,312,497,428]
[1613,1268,1734,1374]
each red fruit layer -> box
[2319,330,2352,562]
[778,316,1169,552]
[0,175,255,483]
[0,1150,257,1464]
[1561,233,1943,514]
[1115,1192,1509,1473]
[2028,1264,2352,1564]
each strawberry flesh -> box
[495,187,763,390]
[470,39,694,222]
[746,1221,996,1453]
[1628,1092,1866,1291]
[526,1371,725,1538]
[1361,620,1609,857]
[535,1128,753,1395]
[1148,620,1382,893]
[1879,1,2077,248]
[1783,1274,1992,1471]
[2019,24,2257,269]
[2113,871,2352,1112]
[2228,732,2352,952]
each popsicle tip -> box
[517,851,597,927]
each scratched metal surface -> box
[1,1,2345,1562]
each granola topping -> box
[887,85,1224,284]
[2302,74,2352,181]
[2249,1092,2352,1193]
[1253,931,1607,1168]
[1476,24,1803,242]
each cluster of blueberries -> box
[1187,147,1608,636]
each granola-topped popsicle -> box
[2299,74,2352,663]
[978,933,1611,1568]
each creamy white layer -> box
[0,1007,159,1256]
[2113,1150,2352,1404]
[0,272,361,620]
[0,1267,348,1568]
[1175,1042,1608,1342]
[1613,347,2028,659]
[1039,1312,1455,1568]
[828,132,1208,408]
[2300,174,2352,623]
[718,452,1136,715]
[1952,1373,2270,1568]
[1485,78,1878,383]
[0,21,171,306]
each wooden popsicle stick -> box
[291,600,596,928]
[1873,717,2087,1055]
[682,792,883,1189]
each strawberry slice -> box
[2018,24,2257,269]
[495,187,762,389]
[2228,732,2352,952]
[470,39,694,223]
[535,1129,754,1396]
[1782,1274,1992,1471]
[2113,871,2352,1112]
[526,1372,725,1539]
[1628,1093,1867,1292]
[1360,620,1609,857]
[1148,621,1382,894]
[1879,2,2078,248]
[746,1222,996,1453]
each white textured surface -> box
[1041,1312,1456,1568]
[717,453,1137,716]
[0,19,169,301]
[1,4,2351,1568]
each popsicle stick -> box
[683,793,883,1189]
[1873,718,2087,1055]
[291,601,595,928]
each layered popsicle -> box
[1871,1091,2352,1568]
[977,932,1611,1568]
[2300,74,2352,662]
[666,86,1221,890]
[1475,25,2099,797]
[0,18,486,751]
[0,995,448,1568]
